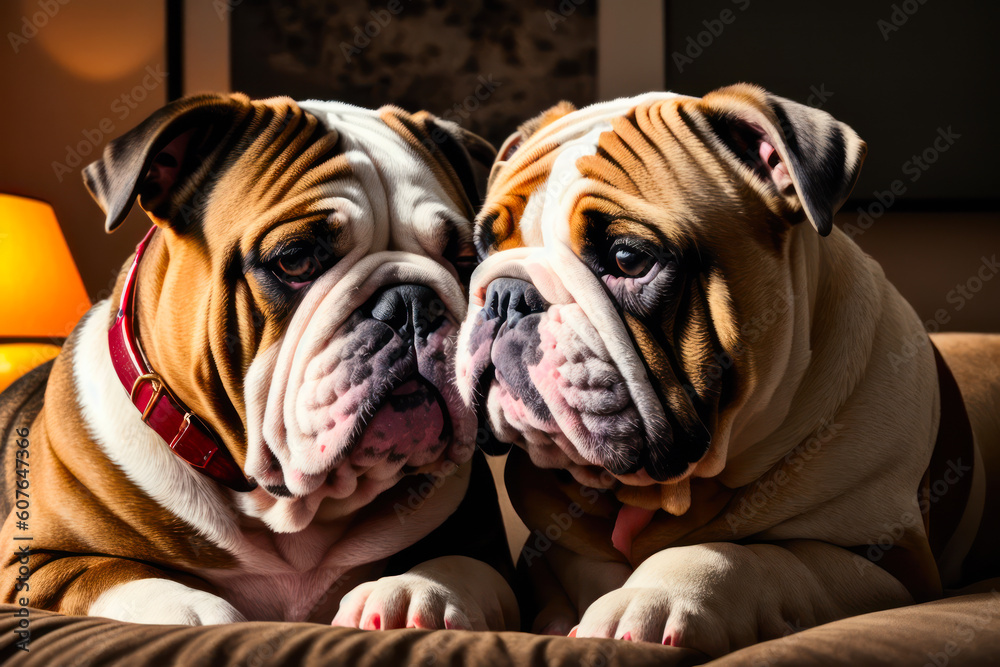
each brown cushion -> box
[711,584,1000,667]
[2,585,998,666]
[0,604,701,667]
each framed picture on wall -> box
[226,0,599,146]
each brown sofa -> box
[2,581,997,666]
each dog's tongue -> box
[612,504,657,562]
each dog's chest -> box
[197,529,386,623]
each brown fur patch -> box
[476,140,561,252]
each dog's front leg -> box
[3,553,243,624]
[573,540,912,656]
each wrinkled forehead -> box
[478,92,691,254]
[191,97,471,263]
[298,100,469,247]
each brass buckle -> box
[130,372,165,422]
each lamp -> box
[0,194,91,392]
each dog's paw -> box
[332,556,517,631]
[572,585,739,655]
[89,578,246,625]
[572,544,796,656]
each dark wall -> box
[664,0,1000,206]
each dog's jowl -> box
[0,93,519,630]
[459,84,1000,655]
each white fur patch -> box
[89,578,246,625]
[518,123,610,249]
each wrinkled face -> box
[97,96,484,532]
[456,88,864,498]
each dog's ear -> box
[698,83,866,236]
[488,101,577,190]
[83,93,251,233]
[432,120,497,213]
[407,112,497,216]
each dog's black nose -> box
[482,278,548,328]
[366,284,445,338]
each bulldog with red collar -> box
[0,93,518,630]
[458,85,1000,655]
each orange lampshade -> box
[0,194,91,338]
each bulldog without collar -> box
[457,84,1000,655]
[0,93,518,630]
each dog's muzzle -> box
[346,282,454,470]
[457,250,685,485]
[246,252,475,521]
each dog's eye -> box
[611,246,654,278]
[272,246,326,288]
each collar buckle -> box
[129,371,166,422]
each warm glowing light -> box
[0,343,61,393]
[32,0,164,82]
[0,194,91,338]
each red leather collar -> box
[108,226,256,492]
